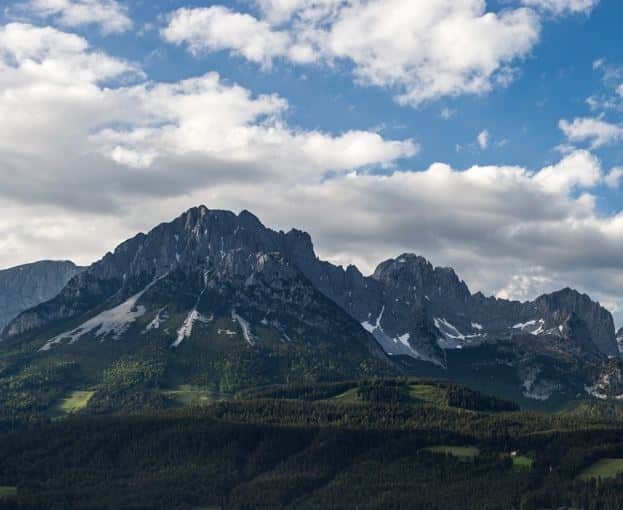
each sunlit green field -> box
[329,383,448,406]
[329,388,360,402]
[578,459,623,481]
[409,383,447,405]
[512,455,534,471]
[0,486,17,499]
[49,390,95,418]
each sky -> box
[2,0,623,322]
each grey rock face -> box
[0,261,83,331]
[293,250,617,363]
[534,289,617,356]
[616,327,623,354]
[3,206,618,364]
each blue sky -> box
[2,0,623,321]
[5,0,618,170]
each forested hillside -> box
[1,379,623,509]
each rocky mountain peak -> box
[372,253,471,305]
[372,253,432,278]
[533,287,616,356]
[283,228,316,263]
[3,206,619,369]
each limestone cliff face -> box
[287,246,618,361]
[3,206,618,362]
[0,260,83,330]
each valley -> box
[0,379,623,509]
[1,207,623,508]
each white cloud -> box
[255,0,343,25]
[324,1,540,106]
[559,117,623,148]
[477,130,490,149]
[0,22,415,216]
[521,0,600,15]
[440,107,456,120]
[4,22,623,323]
[532,150,601,193]
[91,74,416,176]
[26,0,132,34]
[162,6,294,67]
[163,1,541,106]
[0,23,140,162]
[583,58,623,111]
[605,167,623,189]
[496,270,558,302]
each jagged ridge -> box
[4,206,617,361]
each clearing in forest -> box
[49,390,95,418]
[577,458,623,481]
[0,486,17,499]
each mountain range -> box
[0,260,83,330]
[1,206,621,406]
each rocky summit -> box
[1,206,620,403]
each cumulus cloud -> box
[0,22,415,225]
[477,130,490,149]
[440,107,456,120]
[532,149,602,192]
[605,167,623,189]
[559,116,623,148]
[91,75,416,178]
[586,58,623,111]
[161,6,293,67]
[25,0,132,34]
[521,0,600,15]
[163,0,541,106]
[0,22,141,167]
[3,21,623,322]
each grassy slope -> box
[0,487,16,499]
[512,455,534,471]
[48,390,95,418]
[409,383,447,405]
[578,458,623,481]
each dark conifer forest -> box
[1,379,623,509]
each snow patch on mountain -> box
[171,274,211,348]
[434,317,465,339]
[232,311,255,345]
[172,310,213,347]
[513,318,545,335]
[173,310,200,347]
[513,320,536,330]
[362,306,385,334]
[41,276,164,351]
[435,317,485,349]
[144,308,169,332]
[217,328,237,336]
[361,307,444,367]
